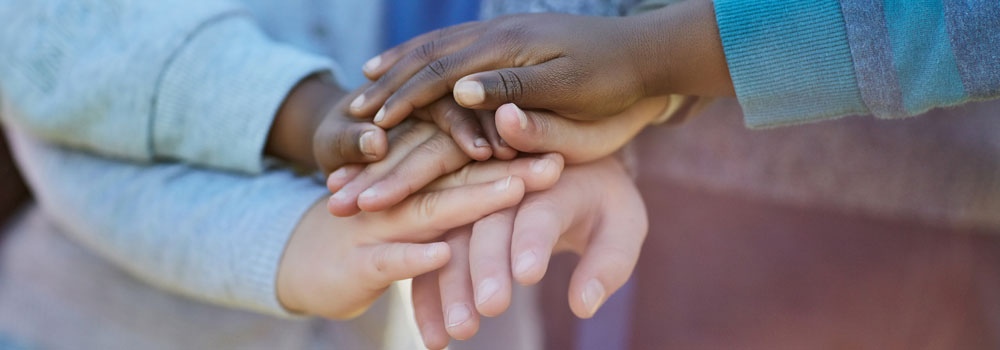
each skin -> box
[325,94,668,220]
[265,76,513,175]
[412,157,649,349]
[276,151,566,319]
[323,103,656,347]
[324,120,563,217]
[350,0,732,130]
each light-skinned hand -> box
[411,156,649,349]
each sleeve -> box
[0,0,339,173]
[713,0,1000,129]
[3,126,328,317]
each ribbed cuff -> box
[714,0,868,128]
[153,16,337,173]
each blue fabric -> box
[384,0,480,49]
[838,0,907,118]
[943,0,1000,99]
[884,0,967,116]
[714,0,867,128]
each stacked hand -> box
[270,3,732,347]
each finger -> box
[326,164,364,194]
[452,59,575,112]
[439,228,480,340]
[494,102,650,164]
[314,121,388,174]
[357,242,451,287]
[353,27,484,120]
[370,42,510,129]
[421,153,564,193]
[381,176,525,242]
[327,122,438,217]
[412,272,450,350]
[414,98,492,161]
[356,132,472,212]
[567,186,648,319]
[362,21,481,80]
[509,195,570,286]
[477,110,518,160]
[470,207,516,317]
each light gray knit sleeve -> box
[5,127,327,316]
[0,0,337,173]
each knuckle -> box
[416,134,457,166]
[416,191,441,221]
[425,58,449,79]
[493,69,524,102]
[370,246,391,275]
[414,40,438,62]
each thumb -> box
[453,60,574,112]
[314,121,388,175]
[494,104,637,164]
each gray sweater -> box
[0,0,384,316]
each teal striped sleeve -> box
[716,0,1000,128]
[839,0,1000,118]
[713,0,867,128]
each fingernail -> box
[446,304,472,328]
[374,107,386,123]
[494,176,512,191]
[582,279,606,316]
[350,94,366,112]
[359,187,378,200]
[530,158,550,174]
[425,243,442,260]
[331,190,348,201]
[454,80,485,105]
[329,167,349,179]
[476,278,500,306]
[359,130,377,157]
[514,105,528,130]
[513,251,537,277]
[363,55,381,74]
[474,137,489,148]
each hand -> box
[492,96,671,164]
[411,156,649,349]
[350,0,730,130]
[351,13,649,128]
[325,120,540,217]
[276,152,563,319]
[267,77,512,175]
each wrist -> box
[266,74,347,169]
[627,0,734,97]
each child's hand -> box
[276,152,562,319]
[267,77,510,175]
[350,13,648,128]
[411,156,648,349]
[349,0,731,129]
[491,96,672,164]
[325,120,559,217]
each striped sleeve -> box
[714,0,1000,128]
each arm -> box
[715,0,1000,127]
[0,0,344,173]
[354,0,1000,131]
[4,126,327,315]
[4,122,559,318]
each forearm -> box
[5,128,326,316]
[266,75,348,170]
[0,0,336,173]
[627,0,735,98]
